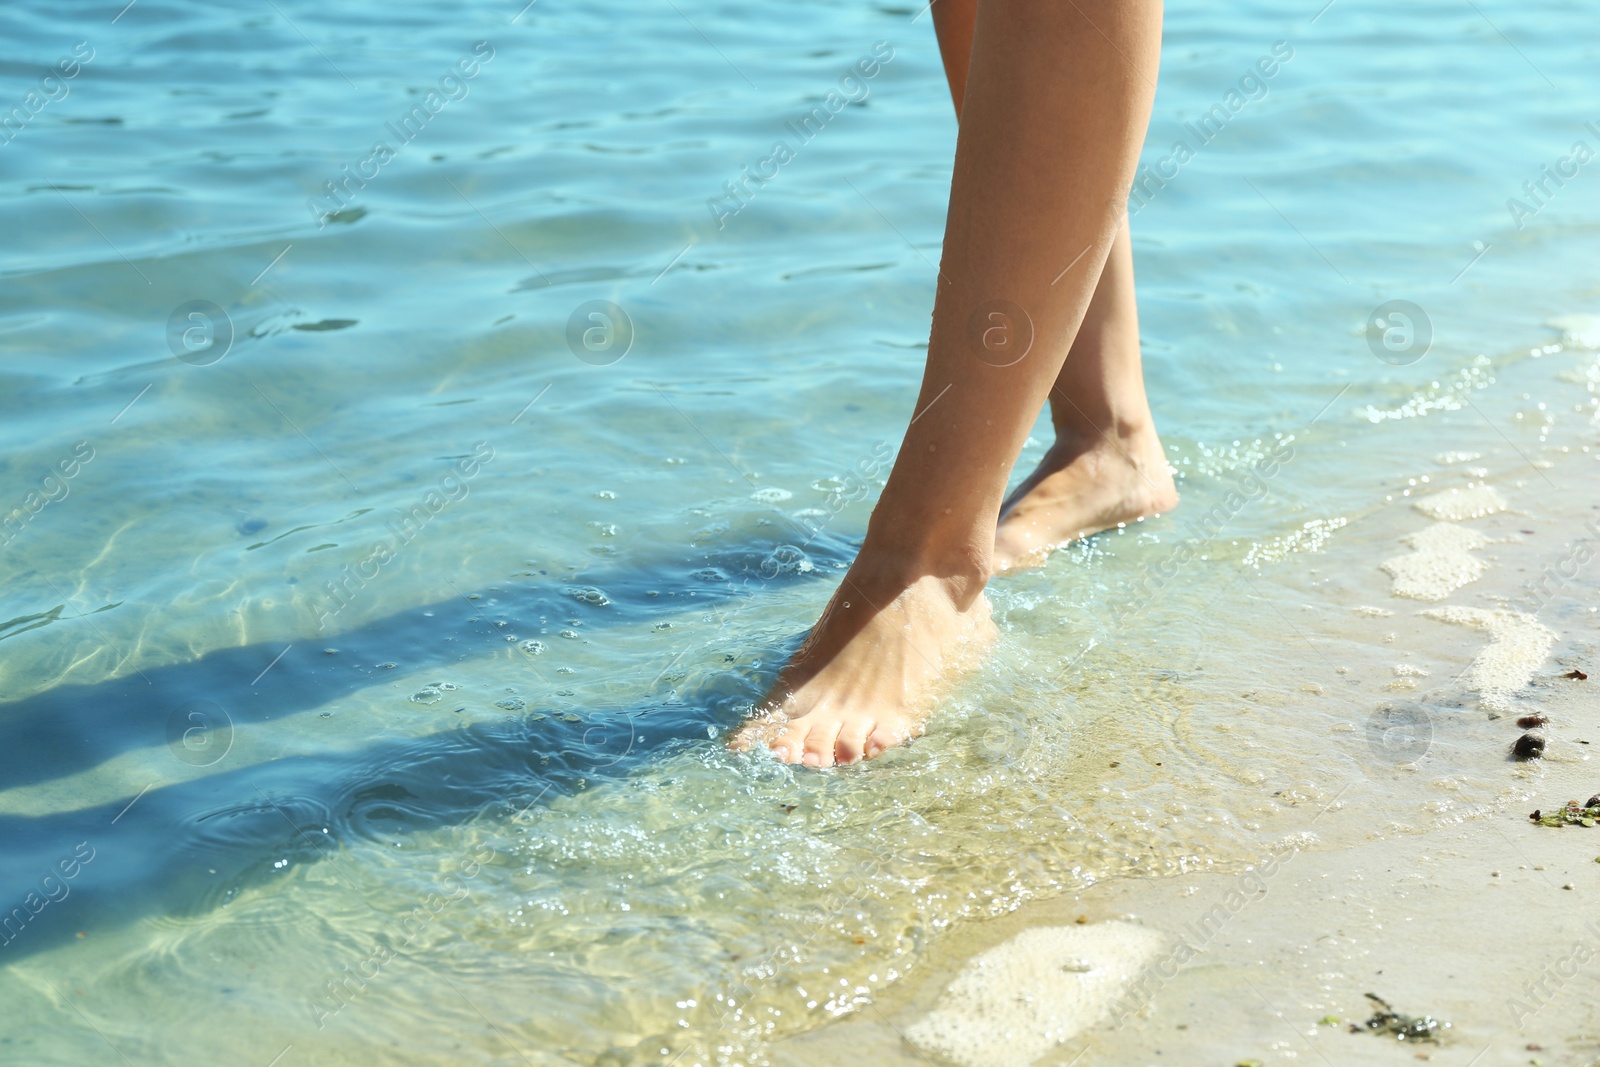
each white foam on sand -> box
[1549,313,1600,349]
[1413,484,1507,521]
[904,921,1163,1067]
[1380,522,1490,601]
[1421,606,1558,710]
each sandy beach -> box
[775,349,1600,1067]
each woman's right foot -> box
[992,424,1178,573]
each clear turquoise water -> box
[2,0,1598,1063]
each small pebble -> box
[1563,883,1574,890]
[1513,733,1546,760]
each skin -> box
[731,0,1175,766]
[931,0,1177,572]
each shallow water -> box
[2,0,1598,1064]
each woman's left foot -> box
[992,425,1177,573]
[729,570,996,767]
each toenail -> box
[801,751,822,766]
[772,745,790,761]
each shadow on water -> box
[0,532,852,791]
[0,691,747,966]
[0,532,849,965]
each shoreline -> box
[774,374,1600,1067]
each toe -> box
[730,709,785,753]
[834,718,875,764]
[769,720,809,763]
[800,719,844,768]
[727,722,759,752]
[864,720,911,759]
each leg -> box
[730,0,1164,766]
[934,0,1178,574]
[930,0,978,117]
[992,224,1178,571]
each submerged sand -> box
[774,370,1600,1067]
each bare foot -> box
[993,426,1178,573]
[730,571,997,767]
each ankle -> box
[848,531,990,610]
[1049,412,1156,457]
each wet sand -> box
[774,423,1600,1067]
